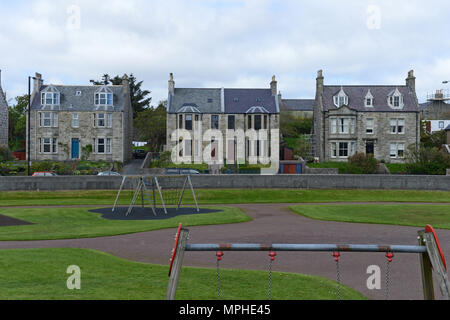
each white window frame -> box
[97,113,105,127]
[106,113,112,128]
[330,118,337,134]
[366,118,374,134]
[390,118,405,135]
[390,143,405,159]
[72,113,79,128]
[41,138,57,154]
[41,92,60,106]
[97,138,106,154]
[95,92,113,106]
[106,138,112,154]
[330,141,356,159]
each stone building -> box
[27,73,133,163]
[0,70,8,147]
[166,74,280,165]
[420,90,450,120]
[313,70,421,163]
[279,95,314,119]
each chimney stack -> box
[406,70,416,93]
[169,73,175,96]
[316,69,324,96]
[122,74,129,94]
[270,75,277,96]
[33,73,43,94]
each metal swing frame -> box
[166,226,450,300]
[112,175,199,216]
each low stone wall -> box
[303,167,338,175]
[0,174,449,191]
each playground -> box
[0,176,449,300]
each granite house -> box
[27,73,133,162]
[166,74,280,165]
[313,70,421,163]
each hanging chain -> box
[333,252,341,300]
[216,252,224,300]
[268,252,276,300]
[385,252,394,300]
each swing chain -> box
[333,252,341,300]
[268,252,276,300]
[385,252,394,300]
[216,251,224,300]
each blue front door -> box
[71,139,79,159]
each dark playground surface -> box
[90,207,223,220]
[0,214,34,227]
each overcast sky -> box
[1,0,450,105]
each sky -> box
[0,0,450,106]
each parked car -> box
[97,171,121,176]
[133,149,147,159]
[165,168,201,175]
[32,172,57,177]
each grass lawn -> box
[290,204,450,229]
[1,189,450,207]
[0,206,250,241]
[0,248,365,300]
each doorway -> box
[365,140,374,156]
[71,138,80,159]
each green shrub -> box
[0,146,14,162]
[347,153,379,174]
[405,145,450,175]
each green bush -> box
[0,146,14,162]
[405,145,450,175]
[347,153,379,174]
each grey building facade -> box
[166,74,280,164]
[313,70,420,163]
[27,73,133,163]
[0,71,8,147]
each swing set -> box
[166,224,450,300]
[112,175,199,216]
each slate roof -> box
[168,88,279,114]
[321,85,419,112]
[280,99,314,111]
[168,88,222,114]
[31,85,126,112]
[224,89,278,114]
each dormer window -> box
[333,88,348,107]
[387,88,404,109]
[40,85,60,106]
[95,86,113,106]
[365,90,374,107]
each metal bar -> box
[166,228,190,300]
[126,179,142,216]
[155,177,168,214]
[418,230,435,300]
[185,243,427,253]
[112,176,127,212]
[177,176,188,210]
[188,175,200,212]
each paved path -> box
[0,203,449,300]
[120,159,144,175]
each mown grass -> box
[1,189,449,207]
[290,204,450,229]
[0,206,250,241]
[0,248,366,300]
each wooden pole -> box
[166,228,189,300]
[418,230,435,300]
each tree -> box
[91,73,151,118]
[8,94,28,151]
[134,101,167,152]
